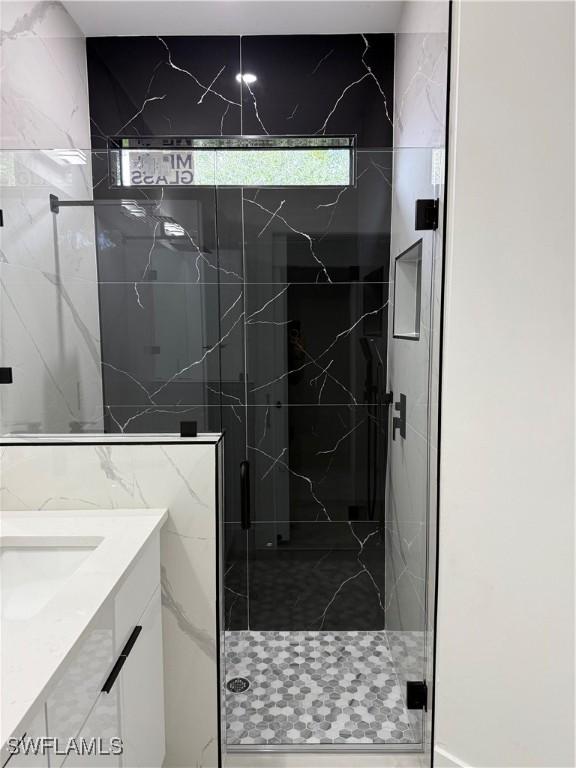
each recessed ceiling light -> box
[235,73,257,84]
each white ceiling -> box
[62,0,405,37]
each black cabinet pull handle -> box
[240,460,251,530]
[102,625,142,694]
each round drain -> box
[227,677,250,693]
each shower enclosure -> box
[0,137,442,754]
[95,136,441,752]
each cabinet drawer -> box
[59,692,121,768]
[114,534,160,653]
[46,603,115,768]
[2,706,48,768]
[119,588,165,768]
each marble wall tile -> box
[0,2,102,436]
[241,151,392,284]
[86,36,242,146]
[240,35,394,147]
[244,521,387,632]
[244,283,388,407]
[92,187,246,425]
[0,440,222,768]
[386,0,449,637]
[393,1,450,150]
[86,34,393,149]
[0,2,92,150]
[386,5,449,757]
[85,34,398,645]
[0,262,103,434]
[221,403,390,633]
[98,281,243,407]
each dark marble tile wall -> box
[87,35,393,147]
[87,36,242,145]
[241,35,394,145]
[86,33,394,632]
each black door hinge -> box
[0,209,4,227]
[392,393,406,440]
[406,680,428,710]
[0,367,13,384]
[415,199,439,231]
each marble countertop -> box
[0,508,168,753]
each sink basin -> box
[0,541,99,620]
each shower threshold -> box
[224,630,423,749]
[227,744,423,753]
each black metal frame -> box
[430,2,454,765]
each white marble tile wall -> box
[393,1,449,150]
[386,147,437,632]
[386,0,449,632]
[0,437,222,768]
[387,4,449,759]
[0,1,102,435]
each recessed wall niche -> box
[393,239,422,340]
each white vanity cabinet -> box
[116,588,164,768]
[60,691,121,768]
[4,708,49,768]
[2,527,166,768]
[61,592,164,768]
[59,533,165,768]
[46,603,116,768]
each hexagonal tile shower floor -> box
[224,630,421,746]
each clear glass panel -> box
[0,146,439,753]
[219,147,436,749]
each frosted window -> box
[112,138,352,188]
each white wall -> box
[435,2,575,766]
[0,1,103,434]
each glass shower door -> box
[222,148,441,751]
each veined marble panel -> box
[0,2,102,435]
[240,34,394,147]
[393,1,450,149]
[86,35,394,148]
[0,262,103,434]
[0,2,92,150]
[388,3,449,757]
[0,439,222,768]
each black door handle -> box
[101,625,142,693]
[393,394,407,440]
[240,460,251,530]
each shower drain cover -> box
[226,677,250,693]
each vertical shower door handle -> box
[240,460,251,530]
[393,394,407,440]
